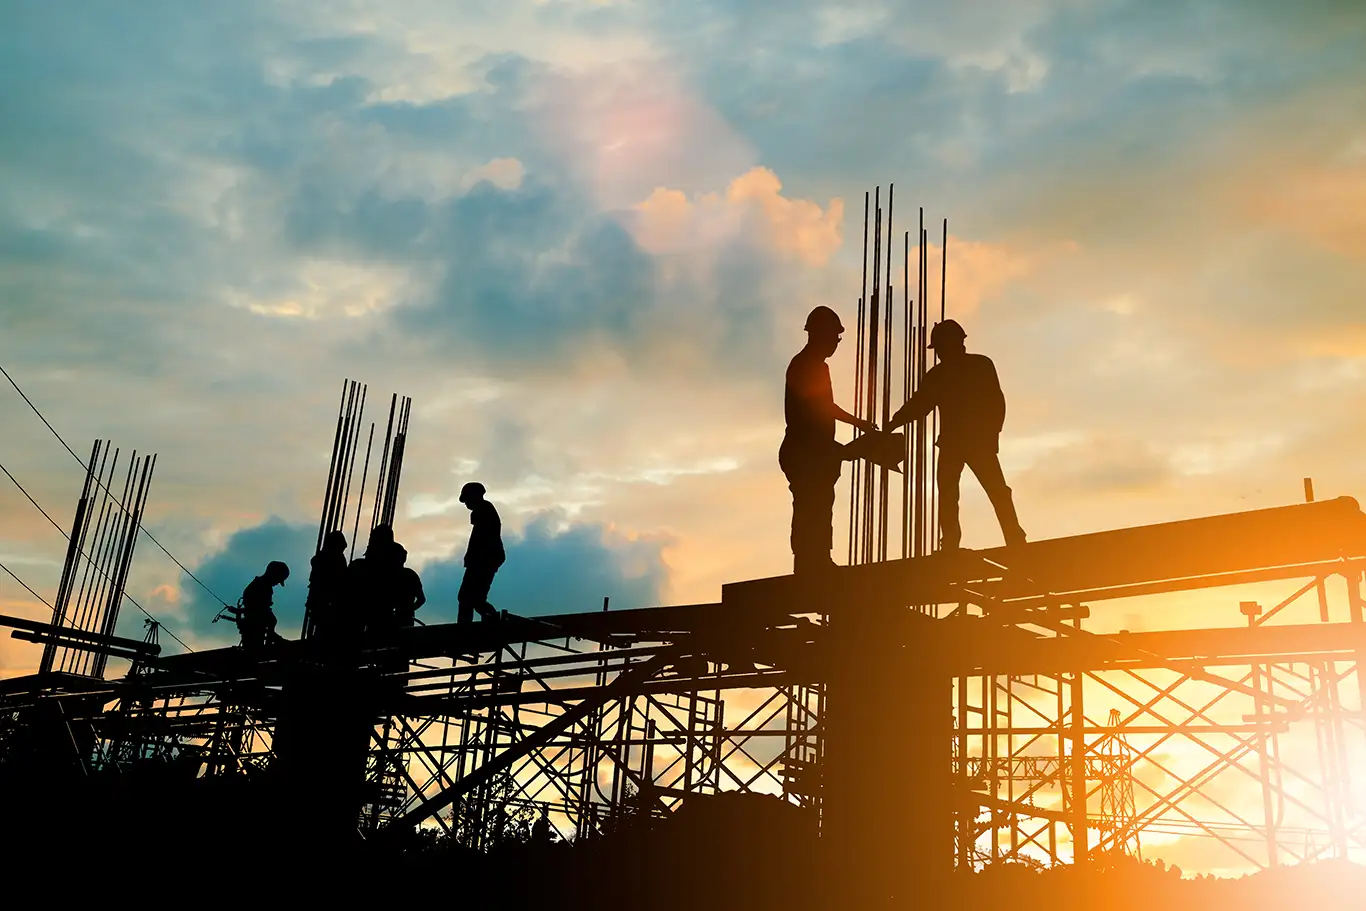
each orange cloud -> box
[1247,164,1366,260]
[929,236,1036,318]
[632,167,844,266]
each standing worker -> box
[458,482,504,624]
[780,306,880,574]
[346,524,396,638]
[234,560,289,651]
[886,319,1026,551]
[391,543,426,629]
[304,530,348,641]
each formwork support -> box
[823,599,953,904]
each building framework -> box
[2,495,1363,895]
[2,218,1364,897]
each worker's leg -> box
[460,566,498,621]
[457,572,478,625]
[239,620,263,651]
[786,460,839,573]
[264,610,284,646]
[937,452,966,551]
[790,478,831,572]
[479,568,500,621]
[967,452,1027,547]
[779,439,803,566]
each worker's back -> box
[241,575,274,617]
[466,500,505,568]
[307,550,346,610]
[394,566,424,624]
[783,347,835,443]
[921,353,1006,455]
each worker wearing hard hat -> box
[458,481,504,624]
[780,305,883,574]
[886,319,1026,551]
[234,560,289,651]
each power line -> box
[0,460,67,536]
[0,558,54,609]
[0,457,195,653]
[0,363,230,609]
[0,553,192,653]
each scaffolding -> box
[2,367,1365,902]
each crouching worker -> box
[232,560,290,651]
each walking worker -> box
[235,560,289,651]
[779,305,880,574]
[458,482,504,624]
[886,319,1026,551]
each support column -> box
[1069,667,1088,863]
[822,599,953,905]
[273,659,374,849]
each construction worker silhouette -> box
[304,530,348,640]
[887,319,1026,551]
[344,524,395,638]
[392,543,426,629]
[780,306,879,574]
[458,482,504,623]
[236,560,289,650]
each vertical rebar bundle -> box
[303,380,412,639]
[40,439,156,678]
[372,392,412,531]
[847,186,948,568]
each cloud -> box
[1243,161,1366,261]
[172,509,671,640]
[631,167,844,266]
[1015,434,1175,497]
[414,513,672,618]
[376,165,848,381]
[181,517,319,643]
[525,60,757,209]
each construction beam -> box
[723,497,1366,612]
[1,613,159,658]
[953,621,1366,677]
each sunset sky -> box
[2,0,1365,674]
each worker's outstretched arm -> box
[887,386,935,431]
[834,404,876,433]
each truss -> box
[3,496,1366,900]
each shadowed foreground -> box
[3,770,1361,909]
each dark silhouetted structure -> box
[779,306,882,574]
[345,524,395,637]
[392,543,425,629]
[458,482,503,623]
[888,319,1026,550]
[233,560,289,650]
[11,347,1366,905]
[306,530,349,641]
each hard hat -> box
[266,560,290,583]
[459,482,486,504]
[804,305,845,335]
[927,319,966,349]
